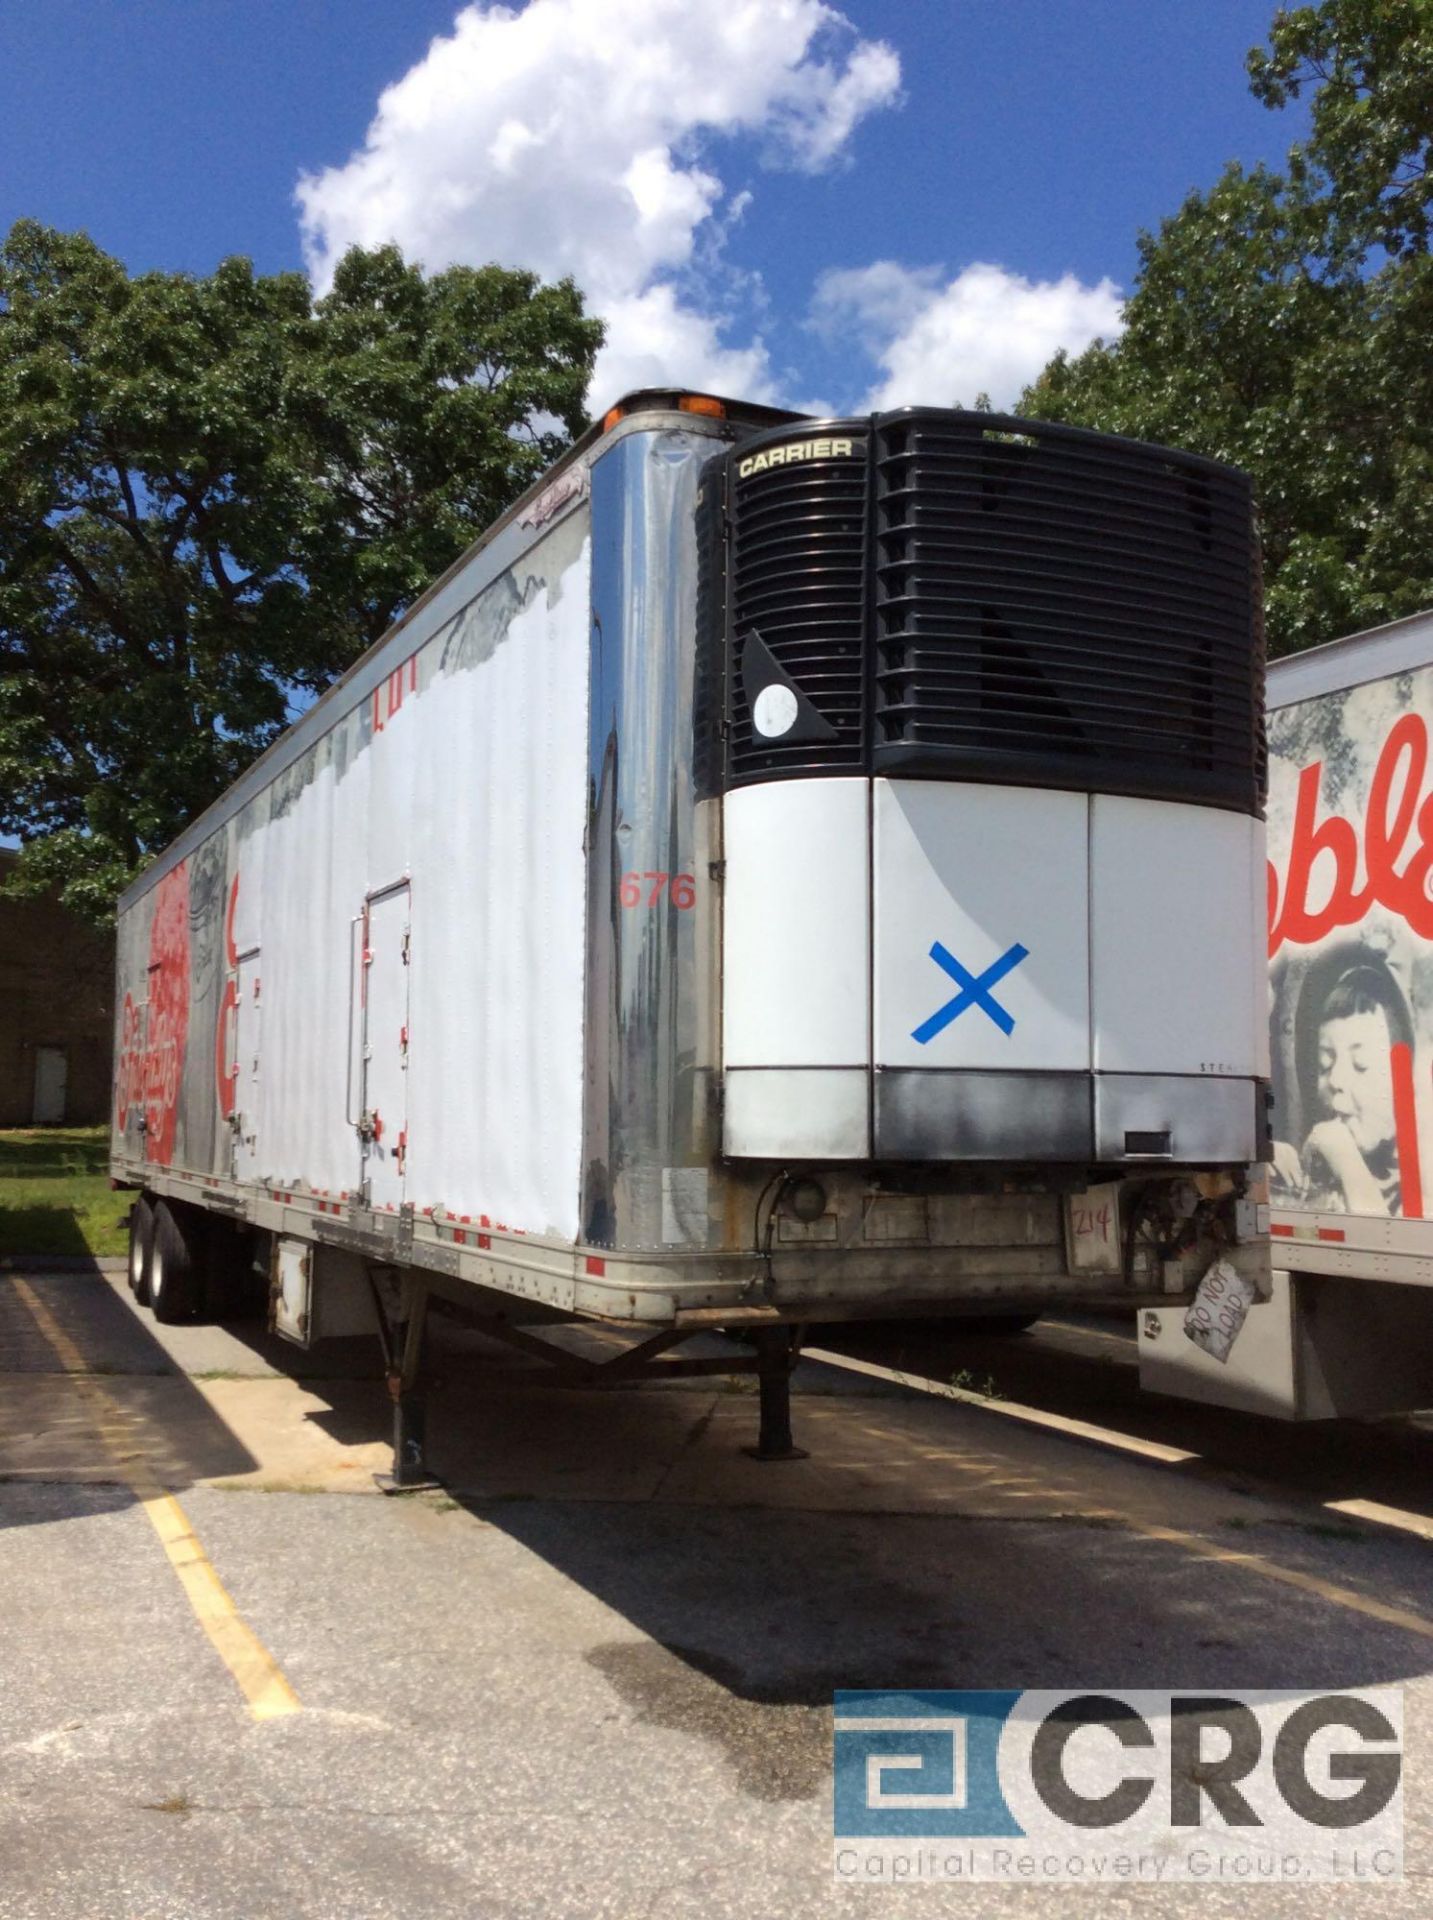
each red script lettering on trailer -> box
[1268,712,1433,957]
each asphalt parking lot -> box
[1,1268,1431,1918]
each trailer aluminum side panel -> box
[115,487,592,1239]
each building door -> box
[359,883,410,1211]
[32,1047,67,1125]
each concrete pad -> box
[190,1378,391,1492]
[6,1271,1429,1569]
[0,1308,1405,1549]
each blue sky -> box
[0,0,1307,412]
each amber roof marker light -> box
[600,394,728,434]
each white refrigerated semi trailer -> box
[1141,607,1433,1417]
[113,390,1271,1480]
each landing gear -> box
[369,1272,442,1494]
[388,1307,810,1467]
[742,1326,809,1462]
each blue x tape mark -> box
[912,940,1030,1044]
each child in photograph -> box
[1291,964,1408,1216]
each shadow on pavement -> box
[0,1269,262,1527]
[11,1268,1433,1719]
[469,1485,1433,1741]
[817,1315,1433,1531]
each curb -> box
[0,1256,127,1275]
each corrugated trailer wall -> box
[114,503,592,1241]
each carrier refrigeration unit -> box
[113,391,1270,1481]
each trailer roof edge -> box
[1267,606,1433,709]
[117,393,795,914]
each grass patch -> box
[0,1125,129,1258]
[951,1367,1002,1401]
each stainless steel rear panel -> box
[581,422,729,1250]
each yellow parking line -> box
[12,1275,300,1721]
[806,1345,1433,1642]
[1118,1519,1433,1643]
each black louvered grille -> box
[872,414,1262,810]
[701,410,1263,812]
[727,455,868,780]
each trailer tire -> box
[150,1201,203,1324]
[127,1194,156,1305]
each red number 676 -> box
[620,871,696,909]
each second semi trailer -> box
[113,391,1271,1478]
[1141,608,1433,1418]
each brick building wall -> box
[0,851,115,1127]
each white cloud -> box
[813,260,1125,411]
[297,0,900,409]
[595,285,775,404]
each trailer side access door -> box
[358,882,410,1211]
[230,948,261,1183]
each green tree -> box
[1247,0,1433,261]
[1020,0,1433,656]
[0,222,602,916]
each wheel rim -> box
[151,1236,164,1307]
[129,1227,144,1291]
